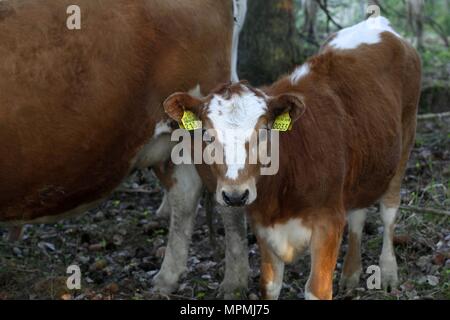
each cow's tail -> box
[230,0,248,83]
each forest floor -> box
[0,116,449,300]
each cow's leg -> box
[306,211,345,300]
[8,226,23,242]
[258,236,285,300]
[217,206,249,299]
[155,191,171,218]
[380,146,414,290]
[340,208,367,290]
[378,125,414,290]
[152,164,202,294]
[379,198,400,290]
[152,163,173,219]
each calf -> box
[164,16,422,299]
[0,0,248,297]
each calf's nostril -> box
[222,190,249,206]
[222,191,232,205]
[241,190,249,202]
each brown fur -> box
[341,231,362,278]
[253,33,421,222]
[0,0,234,224]
[250,33,421,299]
[168,31,422,299]
[253,33,421,299]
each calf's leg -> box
[378,122,415,290]
[340,208,367,290]
[258,237,285,300]
[379,198,399,290]
[306,212,344,300]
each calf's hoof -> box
[339,270,362,291]
[380,258,398,291]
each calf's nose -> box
[222,189,249,207]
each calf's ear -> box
[163,92,204,123]
[267,93,306,127]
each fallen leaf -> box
[393,235,411,246]
[426,275,439,286]
[432,253,445,266]
[88,243,104,251]
[105,283,119,294]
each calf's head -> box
[163,82,305,207]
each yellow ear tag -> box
[180,111,202,131]
[272,112,292,131]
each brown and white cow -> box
[0,0,248,297]
[164,16,422,299]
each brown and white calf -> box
[164,16,422,299]
[0,0,248,297]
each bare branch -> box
[315,0,342,30]
[417,112,450,120]
[400,205,450,217]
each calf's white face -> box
[163,82,306,207]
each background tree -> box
[238,0,449,112]
[407,0,425,49]
[238,0,304,85]
[301,0,318,41]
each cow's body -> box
[0,0,249,297]
[251,18,421,299]
[0,0,232,223]
[164,17,421,299]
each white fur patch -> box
[304,289,319,300]
[265,280,283,300]
[329,16,400,50]
[380,203,398,259]
[154,120,172,137]
[207,86,267,180]
[347,209,367,238]
[188,84,203,99]
[255,219,312,263]
[291,63,310,84]
[379,203,399,287]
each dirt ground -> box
[0,117,449,300]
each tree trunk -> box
[238,0,303,86]
[407,0,425,50]
[302,0,318,41]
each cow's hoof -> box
[218,282,247,300]
[151,272,178,294]
[381,272,398,291]
[339,270,362,291]
[380,258,398,291]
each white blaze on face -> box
[329,16,401,50]
[207,87,267,180]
